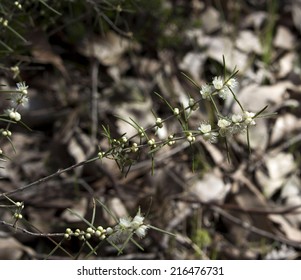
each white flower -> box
[218,88,229,99]
[131,213,145,230]
[199,123,212,134]
[203,131,219,143]
[230,114,246,134]
[119,217,132,229]
[218,119,231,129]
[243,111,256,125]
[135,224,149,239]
[200,84,212,100]
[212,76,224,90]
[231,114,243,123]
[226,78,237,90]
[199,124,218,143]
[11,92,29,107]
[16,82,28,94]
[218,118,232,137]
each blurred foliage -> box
[0,0,136,56]
[0,0,200,58]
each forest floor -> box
[1,0,301,259]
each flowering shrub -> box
[0,61,271,258]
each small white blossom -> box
[11,92,29,107]
[200,84,212,100]
[16,82,28,94]
[109,210,149,242]
[135,224,149,239]
[231,114,246,134]
[204,131,219,143]
[218,118,232,137]
[198,123,218,143]
[131,213,145,230]
[218,88,229,99]
[243,111,256,125]
[232,114,243,123]
[226,78,237,90]
[212,76,224,90]
[218,119,231,129]
[198,123,212,134]
[119,217,132,229]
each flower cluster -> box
[3,82,29,123]
[0,82,29,158]
[97,71,266,177]
[108,209,149,243]
[197,110,256,143]
[200,76,237,100]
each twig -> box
[211,206,301,249]
[91,60,99,141]
[0,157,98,199]
[176,198,301,215]
[0,220,64,237]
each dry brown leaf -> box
[256,152,296,198]
[61,197,88,222]
[270,113,300,144]
[28,29,68,79]
[0,237,35,259]
[274,26,296,50]
[79,32,139,66]
[103,197,128,226]
[236,30,262,55]
[277,52,297,78]
[280,175,301,227]
[242,11,267,29]
[201,7,221,33]
[269,214,301,242]
[237,119,269,151]
[266,152,296,180]
[179,52,206,84]
[115,98,153,137]
[189,169,230,203]
[68,128,95,165]
[206,36,248,71]
[234,81,292,112]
